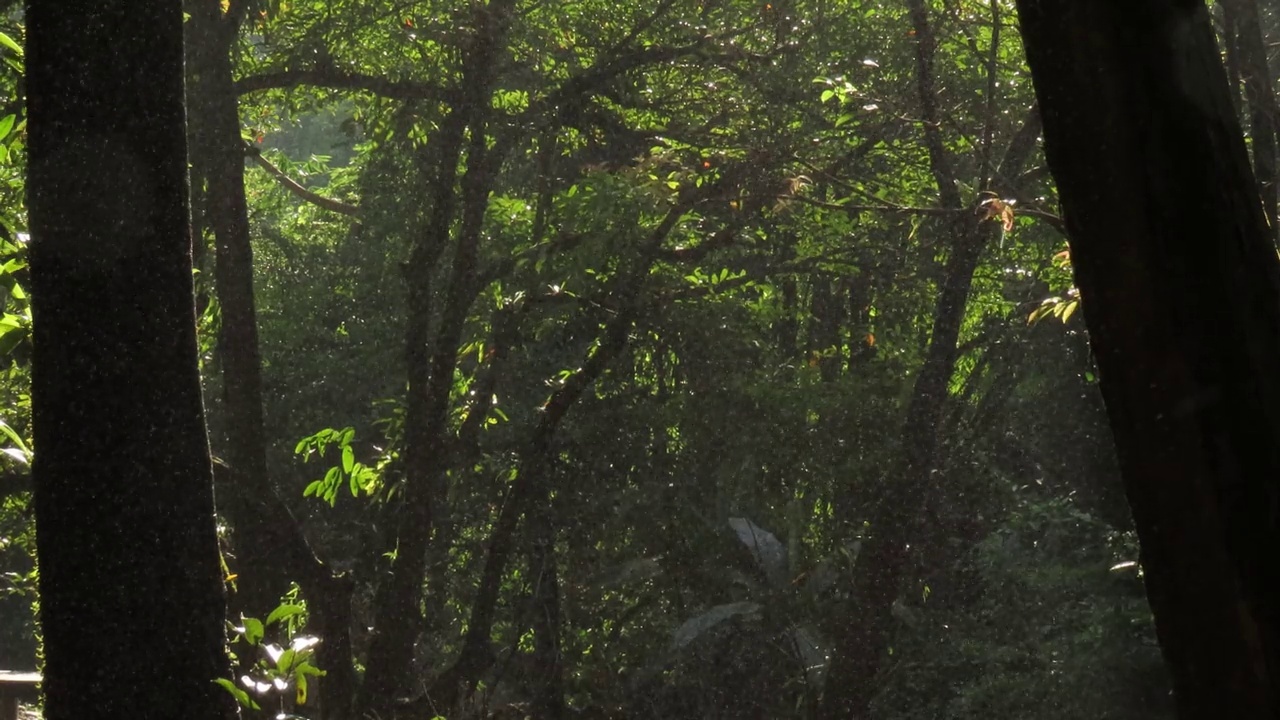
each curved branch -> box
[244,142,361,218]
[235,68,445,101]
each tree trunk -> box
[1220,0,1279,245]
[359,7,519,711]
[820,217,989,720]
[821,3,1042,713]
[526,496,565,720]
[1017,1,1280,716]
[25,3,237,718]
[807,274,842,382]
[185,5,358,716]
[185,0,284,627]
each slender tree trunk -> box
[821,4,1043,714]
[527,494,565,720]
[1017,0,1280,716]
[778,274,800,357]
[821,216,988,720]
[185,0,282,625]
[845,274,875,369]
[1220,0,1245,114]
[807,274,842,382]
[25,3,236,718]
[1220,0,1279,244]
[360,8,515,706]
[185,5,357,716]
[401,204,692,719]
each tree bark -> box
[186,0,283,628]
[527,511,565,720]
[1220,0,1279,244]
[1017,0,1280,716]
[359,7,516,708]
[185,5,357,716]
[25,3,236,718]
[820,2,1042,713]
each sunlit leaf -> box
[213,678,260,710]
[241,617,264,645]
[0,32,22,59]
[265,603,305,627]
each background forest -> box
[7,0,1271,718]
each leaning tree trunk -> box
[1220,0,1279,245]
[25,3,237,718]
[820,2,1040,715]
[1017,1,1280,716]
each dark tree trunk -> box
[820,217,989,720]
[527,495,565,720]
[25,3,236,718]
[845,274,875,369]
[1221,0,1279,244]
[777,274,800,357]
[807,274,842,381]
[359,6,514,703]
[185,5,357,716]
[1017,0,1280,716]
[1220,0,1245,113]
[185,0,282,627]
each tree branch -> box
[906,0,962,207]
[235,68,446,101]
[243,142,361,218]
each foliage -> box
[0,1,1199,718]
[221,597,325,719]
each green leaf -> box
[0,328,25,357]
[241,616,265,645]
[342,444,354,474]
[276,647,298,674]
[0,32,22,58]
[0,115,16,142]
[213,678,261,711]
[265,603,305,627]
[0,418,29,455]
[296,672,310,706]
